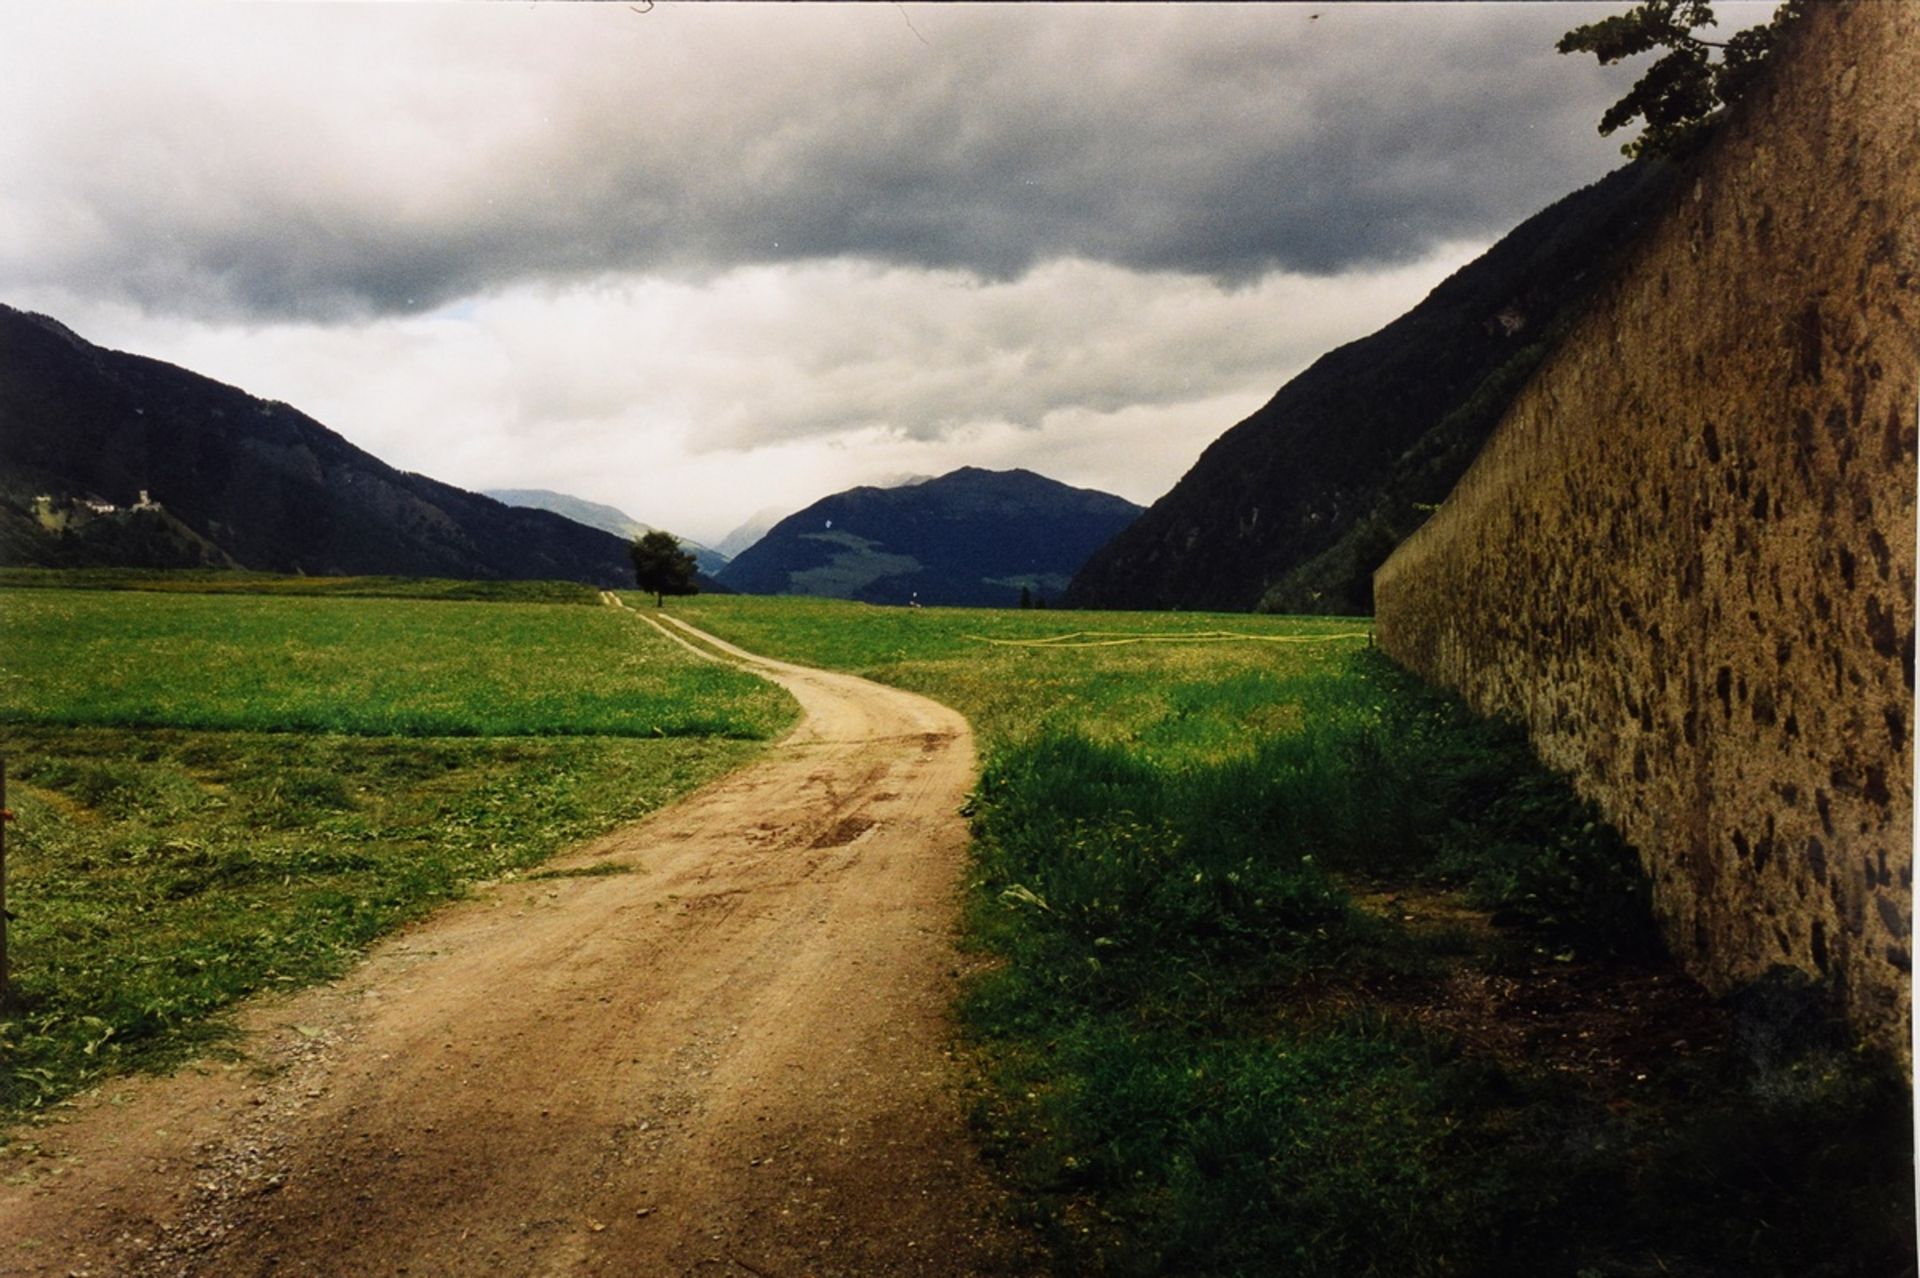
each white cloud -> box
[0,2,1645,318]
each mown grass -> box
[2,588,791,738]
[0,583,797,1121]
[0,726,756,1114]
[0,567,602,604]
[681,596,1915,1278]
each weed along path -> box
[1,616,1028,1277]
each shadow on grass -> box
[961,650,1914,1277]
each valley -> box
[1,582,1908,1275]
[0,3,1911,1272]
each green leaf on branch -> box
[1558,1,1803,158]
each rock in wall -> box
[1373,0,1917,1059]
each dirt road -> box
[1,617,1029,1277]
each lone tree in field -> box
[629,530,699,607]
[1558,0,1801,158]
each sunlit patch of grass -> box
[0,568,603,604]
[675,594,1370,753]
[0,587,796,739]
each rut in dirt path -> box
[1,618,1032,1278]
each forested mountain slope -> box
[1066,160,1679,614]
[0,305,639,586]
[717,467,1142,607]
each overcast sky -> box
[0,2,1771,546]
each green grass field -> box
[671,594,1373,755]
[0,567,603,604]
[3,585,1907,1273]
[3,588,791,738]
[679,595,1914,1278]
[0,585,796,1117]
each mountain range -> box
[483,488,730,576]
[0,304,644,587]
[716,467,1142,607]
[716,508,787,561]
[1066,159,1681,614]
[3,156,1678,613]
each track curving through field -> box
[1,616,1028,1277]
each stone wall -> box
[1373,1,1917,1058]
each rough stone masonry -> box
[1374,0,1917,1061]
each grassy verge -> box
[681,596,1915,1278]
[0,584,797,1121]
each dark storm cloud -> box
[0,2,1685,322]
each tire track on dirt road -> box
[1,618,1032,1277]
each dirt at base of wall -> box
[1375,0,1917,1063]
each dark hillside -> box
[0,305,639,586]
[1065,160,1680,614]
[717,467,1142,607]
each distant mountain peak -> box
[716,465,1142,607]
[3,303,89,353]
[483,488,729,574]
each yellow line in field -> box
[963,630,1373,649]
